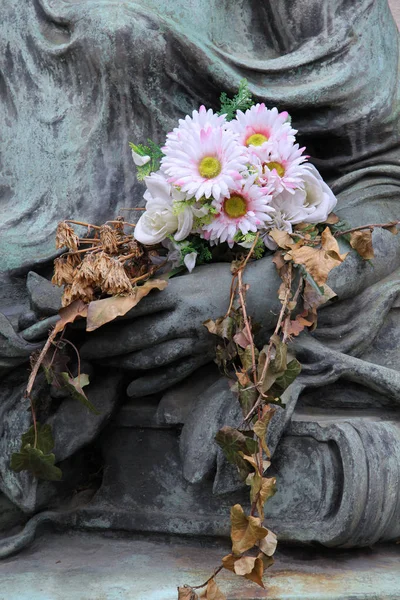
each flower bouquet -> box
[131,80,337,272]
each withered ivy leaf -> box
[230,504,268,555]
[177,587,199,600]
[11,445,62,481]
[349,230,374,260]
[86,279,168,331]
[204,316,234,340]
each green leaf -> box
[129,140,164,181]
[219,79,254,121]
[215,426,256,480]
[60,372,99,415]
[11,445,62,481]
[21,423,55,455]
[238,385,258,417]
[273,359,301,391]
[270,336,287,374]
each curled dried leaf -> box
[350,229,374,260]
[86,279,168,331]
[199,579,226,599]
[230,504,269,555]
[222,554,266,588]
[55,222,79,251]
[258,529,278,557]
[288,227,347,286]
[178,587,199,600]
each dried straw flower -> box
[55,222,79,251]
[100,225,119,254]
[101,258,133,295]
[52,255,80,286]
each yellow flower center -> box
[265,161,285,177]
[224,194,247,218]
[198,156,222,179]
[246,133,268,147]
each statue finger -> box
[121,286,177,319]
[80,311,183,359]
[102,338,210,370]
[126,354,213,397]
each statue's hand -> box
[80,263,236,395]
[80,258,281,396]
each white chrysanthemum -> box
[252,136,308,195]
[201,176,274,247]
[161,126,248,202]
[226,103,296,151]
[165,105,226,145]
[134,172,193,245]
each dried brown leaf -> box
[258,529,278,557]
[350,230,374,260]
[324,212,339,225]
[383,223,399,235]
[222,554,265,588]
[199,579,226,600]
[57,299,88,333]
[86,279,168,331]
[233,329,251,349]
[178,587,199,600]
[285,313,313,337]
[233,556,265,588]
[253,405,276,457]
[288,227,347,286]
[268,229,295,249]
[230,504,268,555]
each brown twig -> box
[64,220,101,230]
[243,263,293,422]
[105,220,136,227]
[334,220,400,237]
[25,327,61,448]
[191,566,223,590]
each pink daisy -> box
[252,136,308,195]
[164,106,226,145]
[161,126,248,202]
[226,103,296,151]
[201,176,274,246]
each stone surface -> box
[26,272,63,318]
[1,0,400,560]
[0,530,398,599]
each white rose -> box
[134,172,193,245]
[270,164,337,226]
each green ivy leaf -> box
[273,359,302,391]
[11,445,62,481]
[215,426,256,480]
[238,385,258,417]
[21,423,55,455]
[60,373,99,415]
